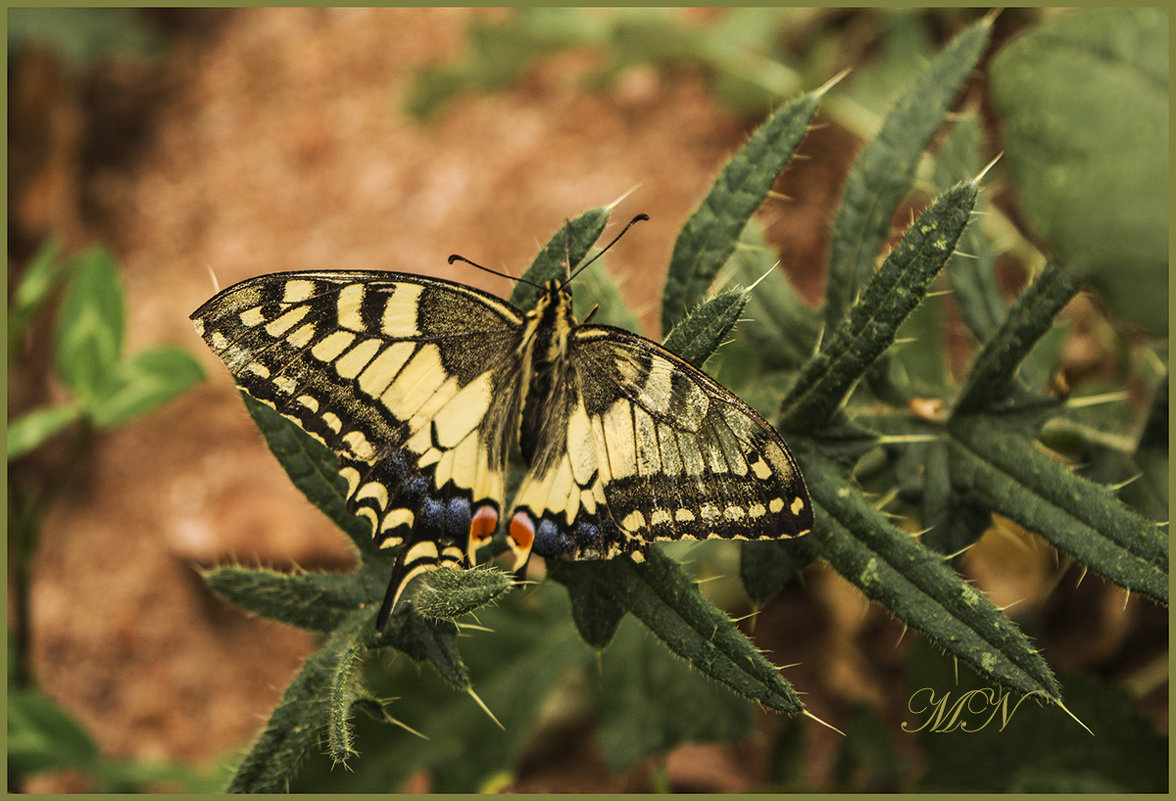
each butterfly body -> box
[193,263,811,629]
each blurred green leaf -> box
[89,346,204,427]
[53,248,125,399]
[596,616,752,771]
[8,7,159,68]
[7,687,100,776]
[9,239,72,360]
[724,219,820,373]
[7,404,83,461]
[990,7,1169,334]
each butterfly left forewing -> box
[192,270,525,627]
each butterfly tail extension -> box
[376,534,466,631]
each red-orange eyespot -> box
[508,511,535,551]
[468,504,499,545]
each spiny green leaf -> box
[306,585,589,793]
[954,260,1080,416]
[512,207,610,310]
[226,609,373,792]
[948,415,1168,603]
[203,566,360,633]
[53,247,125,399]
[546,559,627,649]
[376,608,469,692]
[782,181,977,432]
[241,392,371,551]
[6,404,83,461]
[739,538,814,608]
[795,443,1061,702]
[411,565,515,621]
[596,616,753,771]
[326,619,372,764]
[90,346,204,427]
[933,110,1005,342]
[661,89,820,333]
[662,289,748,368]
[825,17,990,329]
[990,7,1168,334]
[560,548,803,713]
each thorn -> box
[997,598,1025,613]
[467,687,504,730]
[817,67,852,96]
[925,288,954,298]
[746,264,780,293]
[456,623,495,634]
[943,542,975,560]
[1075,565,1088,589]
[1122,588,1132,612]
[1108,473,1142,492]
[1065,390,1129,409]
[895,624,908,648]
[875,433,939,445]
[1056,700,1094,736]
[387,715,429,741]
[976,152,1002,184]
[802,708,846,736]
[606,184,641,211]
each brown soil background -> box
[9,8,1166,793]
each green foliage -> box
[7,7,161,69]
[405,8,811,120]
[823,18,990,330]
[8,243,205,461]
[990,7,1169,334]
[202,12,1164,792]
[7,243,208,792]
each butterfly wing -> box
[191,270,524,627]
[512,323,812,562]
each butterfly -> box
[191,216,812,630]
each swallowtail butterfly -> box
[191,218,812,630]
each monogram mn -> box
[191,216,812,629]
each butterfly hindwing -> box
[191,271,524,624]
[568,325,812,551]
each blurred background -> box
[7,7,1167,792]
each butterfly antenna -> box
[447,254,543,290]
[563,213,650,287]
